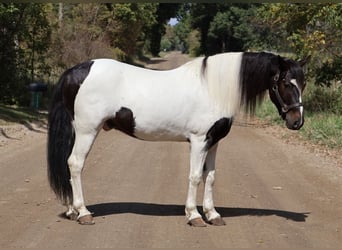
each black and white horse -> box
[48,52,308,226]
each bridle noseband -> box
[272,72,303,114]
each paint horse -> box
[48,52,309,226]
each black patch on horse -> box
[61,61,94,118]
[201,56,209,77]
[205,118,233,150]
[105,107,136,137]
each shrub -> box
[315,57,342,87]
[304,81,342,115]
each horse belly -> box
[132,111,191,141]
[134,129,188,142]
[131,102,217,142]
[101,104,189,141]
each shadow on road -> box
[87,202,309,222]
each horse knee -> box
[189,173,202,186]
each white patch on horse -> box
[80,57,231,142]
[290,78,303,118]
[203,53,243,117]
[290,78,300,90]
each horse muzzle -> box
[285,111,304,130]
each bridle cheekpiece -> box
[272,72,303,114]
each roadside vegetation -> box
[0,104,47,125]
[0,3,340,150]
[257,82,342,149]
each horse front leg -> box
[185,137,208,227]
[202,144,226,226]
[67,129,97,225]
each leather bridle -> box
[272,72,303,114]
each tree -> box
[149,3,181,56]
[109,3,157,60]
[259,3,341,85]
[23,4,51,81]
[0,3,51,105]
[52,3,115,67]
[188,3,261,55]
[49,3,158,67]
[189,3,220,55]
[173,13,193,53]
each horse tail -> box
[47,60,94,204]
[47,75,74,204]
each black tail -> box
[47,76,74,205]
[47,61,94,204]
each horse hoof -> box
[78,214,95,225]
[188,217,207,227]
[209,217,226,226]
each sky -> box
[168,17,178,26]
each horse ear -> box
[278,56,291,71]
[299,55,311,68]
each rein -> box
[272,73,303,114]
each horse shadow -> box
[87,202,309,222]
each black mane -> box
[240,52,280,114]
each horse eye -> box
[283,79,290,86]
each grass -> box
[0,104,47,125]
[301,113,342,149]
[258,102,342,149]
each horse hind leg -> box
[67,127,98,225]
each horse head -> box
[269,56,310,130]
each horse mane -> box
[240,52,279,114]
[199,52,281,116]
[200,53,242,117]
[201,56,209,77]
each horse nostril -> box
[293,120,300,129]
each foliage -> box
[258,3,341,86]
[188,3,220,55]
[315,57,342,87]
[49,4,112,69]
[0,3,164,105]
[0,103,47,124]
[0,3,51,105]
[149,3,181,56]
[304,80,342,115]
[0,3,341,109]
[256,83,342,149]
[173,13,192,53]
[168,2,341,92]
[52,3,158,67]
[182,3,263,56]
[161,25,180,52]
[110,3,158,60]
[301,113,342,149]
[186,30,201,57]
[260,4,341,57]
[208,5,260,53]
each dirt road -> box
[1,52,341,247]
